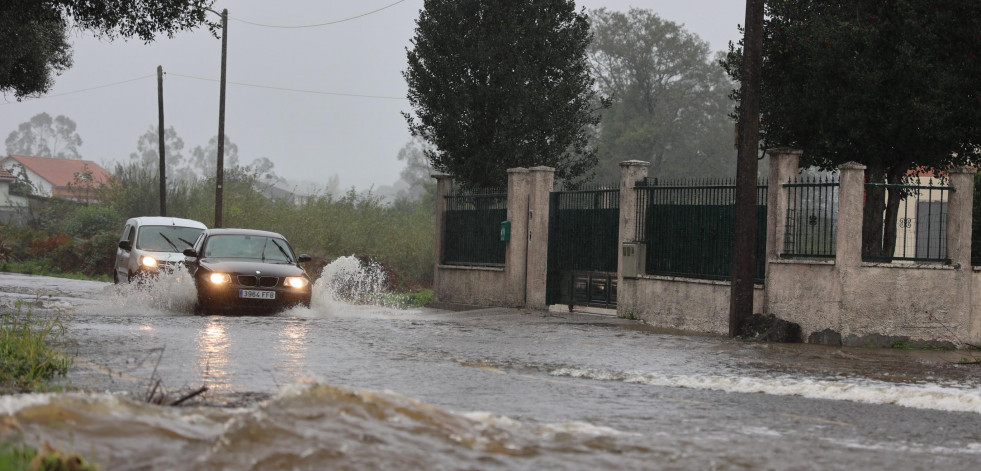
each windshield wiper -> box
[270,239,294,263]
[178,237,195,247]
[158,232,179,252]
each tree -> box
[395,138,435,200]
[403,0,603,188]
[588,8,736,182]
[129,125,194,182]
[5,112,83,159]
[722,0,981,258]
[1,0,217,99]
[190,135,239,177]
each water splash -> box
[311,255,388,309]
[104,265,198,315]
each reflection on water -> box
[276,320,309,379]
[196,319,231,392]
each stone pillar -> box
[432,174,453,298]
[765,149,802,263]
[947,167,975,270]
[617,160,650,285]
[505,168,531,307]
[525,166,555,310]
[836,162,866,268]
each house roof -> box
[2,155,112,187]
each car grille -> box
[237,275,279,287]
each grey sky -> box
[0,1,744,191]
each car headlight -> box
[209,273,231,284]
[285,277,309,288]
[141,256,158,268]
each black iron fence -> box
[442,188,507,266]
[782,176,839,259]
[863,181,950,263]
[634,178,768,282]
[973,176,981,266]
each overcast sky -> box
[0,0,745,191]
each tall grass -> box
[0,308,72,392]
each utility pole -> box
[215,8,228,228]
[729,0,765,337]
[157,65,167,217]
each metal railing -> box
[782,176,839,259]
[973,177,981,266]
[862,180,950,263]
[634,178,768,282]
[442,188,507,266]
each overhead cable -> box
[166,72,406,100]
[0,74,155,105]
[230,0,407,29]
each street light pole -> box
[214,8,228,228]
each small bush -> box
[0,441,98,471]
[64,205,120,238]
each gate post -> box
[618,161,650,316]
[505,168,531,307]
[432,173,453,298]
[836,162,867,268]
[765,149,801,265]
[525,166,555,310]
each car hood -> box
[198,259,307,278]
[141,251,186,263]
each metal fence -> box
[782,176,839,259]
[442,188,507,266]
[634,178,768,282]
[863,181,950,263]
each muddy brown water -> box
[1,270,980,470]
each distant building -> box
[0,155,112,203]
[0,167,29,224]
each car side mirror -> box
[183,248,198,257]
[118,241,132,251]
[297,254,312,263]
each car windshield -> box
[136,226,205,252]
[202,234,295,263]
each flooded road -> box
[1,268,980,470]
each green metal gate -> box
[545,187,620,308]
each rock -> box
[808,329,843,346]
[739,313,802,343]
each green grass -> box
[0,308,73,393]
[0,260,111,283]
[378,289,434,309]
[0,441,98,471]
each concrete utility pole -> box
[215,8,228,228]
[729,0,765,337]
[157,65,167,217]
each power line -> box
[0,74,155,105]
[166,72,406,100]
[230,0,408,29]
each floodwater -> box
[1,260,980,470]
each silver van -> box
[114,216,207,283]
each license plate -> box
[240,289,276,300]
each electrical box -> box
[621,242,646,278]
[500,221,511,242]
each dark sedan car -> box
[183,228,313,314]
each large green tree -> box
[722,0,981,257]
[1,0,216,99]
[5,112,83,159]
[403,0,602,188]
[589,8,736,182]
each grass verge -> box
[0,441,98,471]
[0,308,73,393]
[0,261,111,283]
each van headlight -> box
[140,256,158,268]
[209,273,231,284]
[285,277,308,288]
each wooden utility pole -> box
[729,0,765,337]
[215,8,228,228]
[157,65,167,217]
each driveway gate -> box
[545,187,620,308]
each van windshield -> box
[136,226,205,252]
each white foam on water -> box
[551,367,981,414]
[310,255,393,313]
[102,265,198,314]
